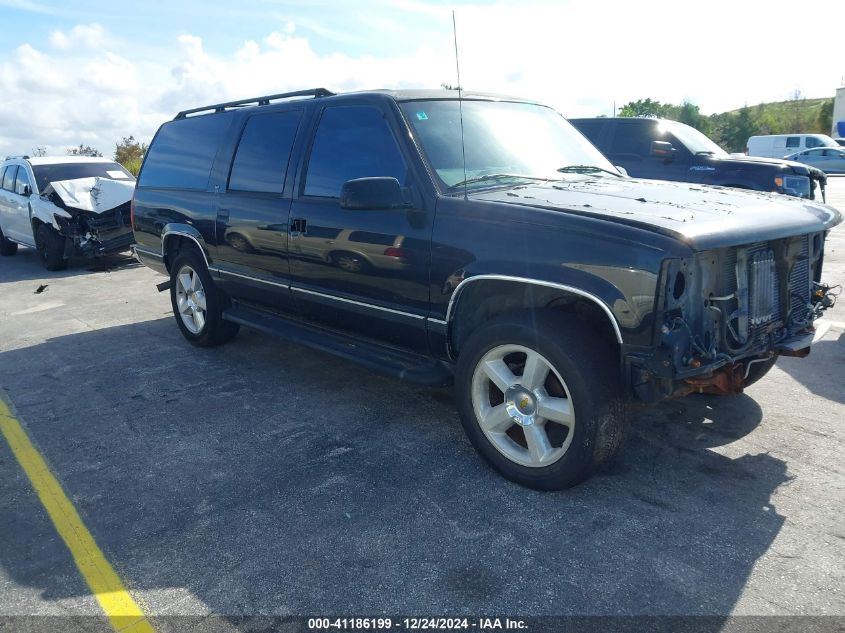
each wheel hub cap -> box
[504,385,537,426]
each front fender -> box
[29,197,71,232]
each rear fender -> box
[161,223,212,270]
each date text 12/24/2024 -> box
[308,618,528,630]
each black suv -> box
[132,88,841,490]
[570,117,827,200]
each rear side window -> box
[786,137,800,148]
[228,110,302,193]
[139,114,232,190]
[303,106,407,198]
[3,166,18,191]
[15,167,31,195]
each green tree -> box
[114,135,148,176]
[818,98,834,134]
[676,100,711,135]
[718,105,758,153]
[618,98,675,118]
[788,90,807,133]
[67,144,102,157]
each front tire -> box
[744,355,777,387]
[35,223,67,271]
[0,226,18,256]
[455,311,629,490]
[169,249,239,346]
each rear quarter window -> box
[139,113,233,190]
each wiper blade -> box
[556,165,621,177]
[449,173,550,189]
[695,151,716,156]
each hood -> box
[712,154,825,178]
[473,178,842,251]
[41,177,135,215]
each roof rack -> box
[174,88,335,119]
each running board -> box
[223,302,453,387]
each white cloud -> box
[0,3,842,159]
[0,0,56,15]
[49,23,106,50]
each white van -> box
[747,134,839,158]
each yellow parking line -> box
[0,397,155,633]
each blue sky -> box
[0,0,843,157]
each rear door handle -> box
[290,218,307,235]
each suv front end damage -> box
[631,231,838,399]
[30,177,135,258]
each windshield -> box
[32,162,134,193]
[659,120,726,156]
[399,100,619,189]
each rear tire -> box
[169,249,239,347]
[331,251,369,273]
[454,310,629,490]
[0,226,18,256]
[35,223,67,271]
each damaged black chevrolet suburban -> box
[0,156,136,270]
[131,89,842,490]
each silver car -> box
[785,147,845,174]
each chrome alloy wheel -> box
[470,344,575,468]
[175,264,208,334]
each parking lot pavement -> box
[1,182,844,630]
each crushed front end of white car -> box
[31,177,136,257]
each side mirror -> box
[22,184,32,196]
[651,141,676,160]
[340,177,409,210]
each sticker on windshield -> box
[106,170,130,179]
[416,112,428,121]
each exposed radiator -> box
[788,235,811,325]
[748,246,779,327]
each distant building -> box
[834,86,845,137]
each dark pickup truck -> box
[569,117,827,201]
[131,89,842,490]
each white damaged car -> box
[0,155,136,270]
